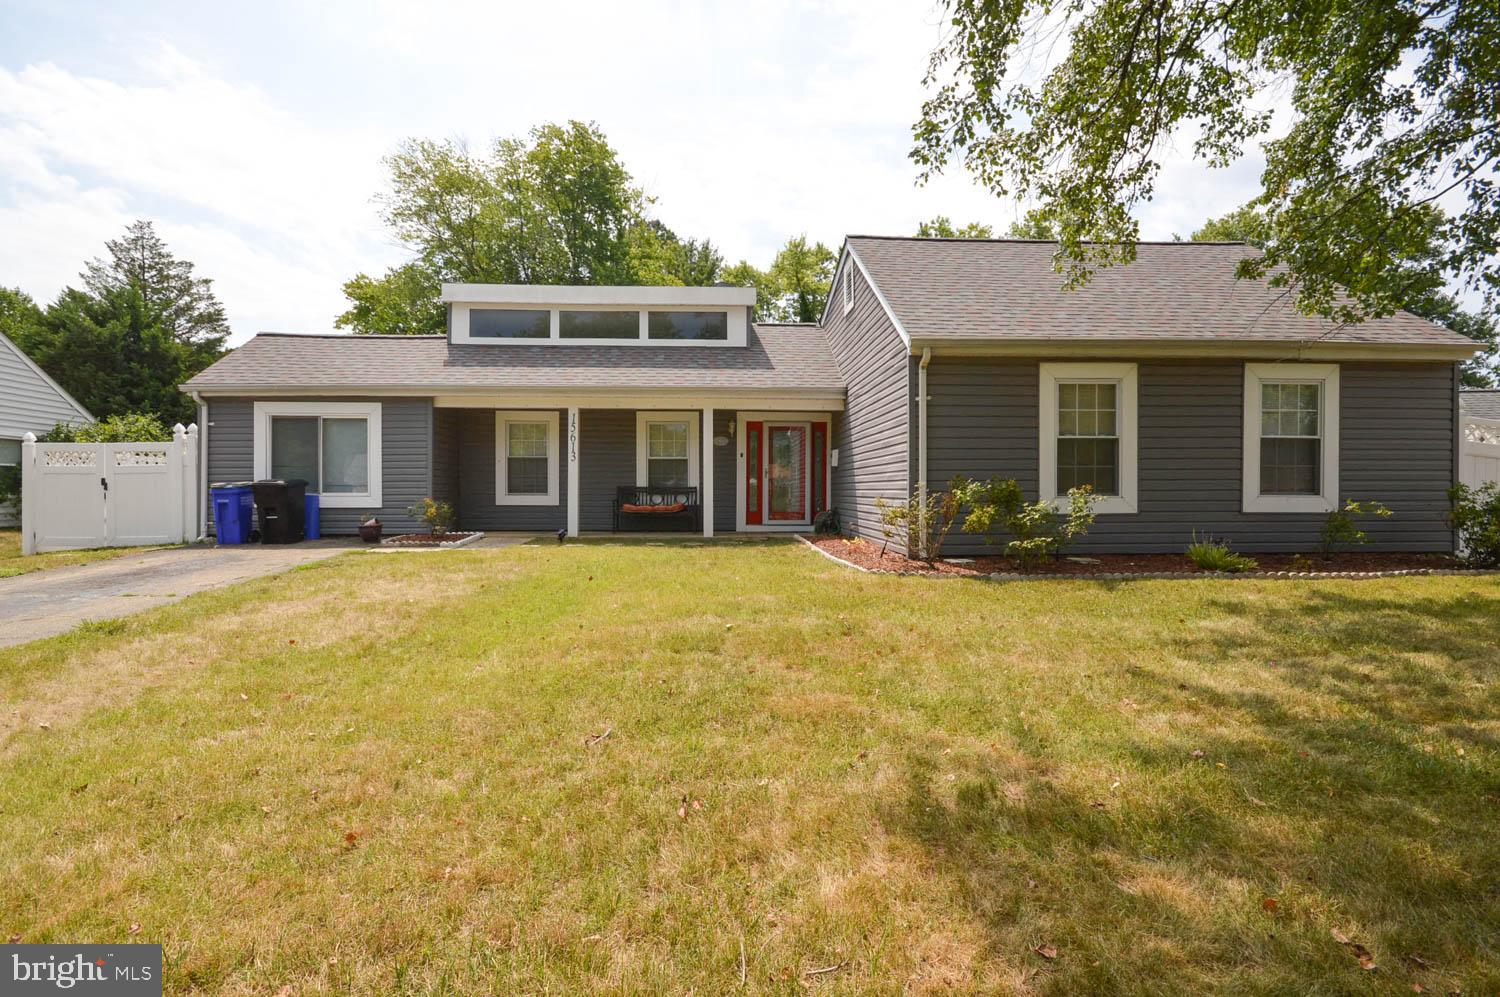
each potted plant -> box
[358,516,383,543]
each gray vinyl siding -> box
[821,261,911,548]
[453,408,568,532]
[713,411,736,532]
[204,397,432,535]
[0,336,89,440]
[580,410,634,530]
[926,358,1457,554]
[431,408,461,508]
[1,335,90,526]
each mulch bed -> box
[381,532,484,548]
[804,535,1463,578]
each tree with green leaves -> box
[16,222,227,425]
[1192,204,1497,385]
[913,0,1499,329]
[768,236,837,323]
[0,286,47,354]
[338,121,725,333]
[82,220,229,352]
[916,216,995,238]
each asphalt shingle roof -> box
[847,236,1478,349]
[184,323,844,393]
[1461,389,1500,420]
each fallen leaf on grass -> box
[1331,928,1350,945]
[343,831,359,847]
[1190,749,1204,759]
[7,934,20,944]
[1410,983,1426,993]
[1032,944,1058,960]
[1261,898,1279,912]
[1351,944,1376,970]
[128,923,141,935]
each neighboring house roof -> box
[1461,389,1500,421]
[845,236,1478,351]
[0,330,92,439]
[182,324,845,395]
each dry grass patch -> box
[1,541,1497,994]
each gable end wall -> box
[820,261,911,548]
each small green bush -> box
[406,497,456,535]
[1185,534,1258,573]
[950,475,1096,571]
[1449,483,1500,567]
[42,413,173,443]
[876,488,960,561]
[1319,498,1392,558]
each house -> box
[0,330,92,526]
[182,237,1480,552]
[1462,389,1500,423]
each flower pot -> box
[358,518,383,543]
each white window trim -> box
[1242,362,1340,513]
[496,410,560,505]
[252,401,382,508]
[635,411,700,488]
[1039,362,1138,515]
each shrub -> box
[1449,483,1500,567]
[812,507,841,535]
[1319,498,1392,558]
[951,475,1096,571]
[406,497,456,535]
[875,487,960,561]
[1185,534,1258,573]
[42,413,172,443]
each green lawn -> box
[2,541,1497,994]
[0,528,172,577]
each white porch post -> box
[567,406,580,537]
[701,407,714,537]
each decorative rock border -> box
[796,535,1500,582]
[379,531,485,549]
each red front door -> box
[766,424,808,522]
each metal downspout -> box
[918,347,931,558]
[191,391,208,541]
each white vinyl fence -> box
[19,424,200,554]
[1461,417,1500,492]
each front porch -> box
[430,403,835,538]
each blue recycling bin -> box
[304,493,321,540]
[210,482,254,545]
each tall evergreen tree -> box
[19,221,229,425]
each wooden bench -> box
[613,486,702,533]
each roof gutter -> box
[907,338,1480,362]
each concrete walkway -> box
[0,542,354,648]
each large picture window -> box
[1038,363,1138,514]
[1243,363,1339,512]
[559,310,639,340]
[253,402,382,508]
[648,311,727,341]
[470,308,550,338]
[495,411,559,505]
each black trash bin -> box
[251,479,308,544]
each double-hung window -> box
[1243,363,1339,512]
[635,412,699,491]
[1039,363,1138,514]
[254,402,382,507]
[495,411,559,505]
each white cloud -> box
[0,2,1285,346]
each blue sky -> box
[1,0,1270,345]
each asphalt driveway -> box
[0,543,352,648]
